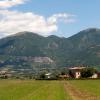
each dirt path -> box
[63,81,100,100]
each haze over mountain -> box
[0,28,100,70]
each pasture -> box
[0,80,100,100]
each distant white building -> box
[90,73,98,78]
[45,73,52,79]
[68,67,85,78]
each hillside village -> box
[0,66,100,79]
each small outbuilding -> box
[59,74,69,79]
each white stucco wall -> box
[75,72,81,78]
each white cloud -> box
[47,13,75,24]
[0,10,75,37]
[0,0,28,8]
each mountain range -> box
[0,28,100,70]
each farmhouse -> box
[45,73,52,79]
[68,67,85,78]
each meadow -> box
[0,80,100,100]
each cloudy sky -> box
[0,0,100,38]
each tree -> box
[40,73,45,79]
[69,70,74,78]
[61,71,66,75]
[81,67,96,78]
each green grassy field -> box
[0,80,71,100]
[69,80,100,96]
[0,80,100,100]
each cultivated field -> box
[0,80,100,100]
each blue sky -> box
[0,0,100,38]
